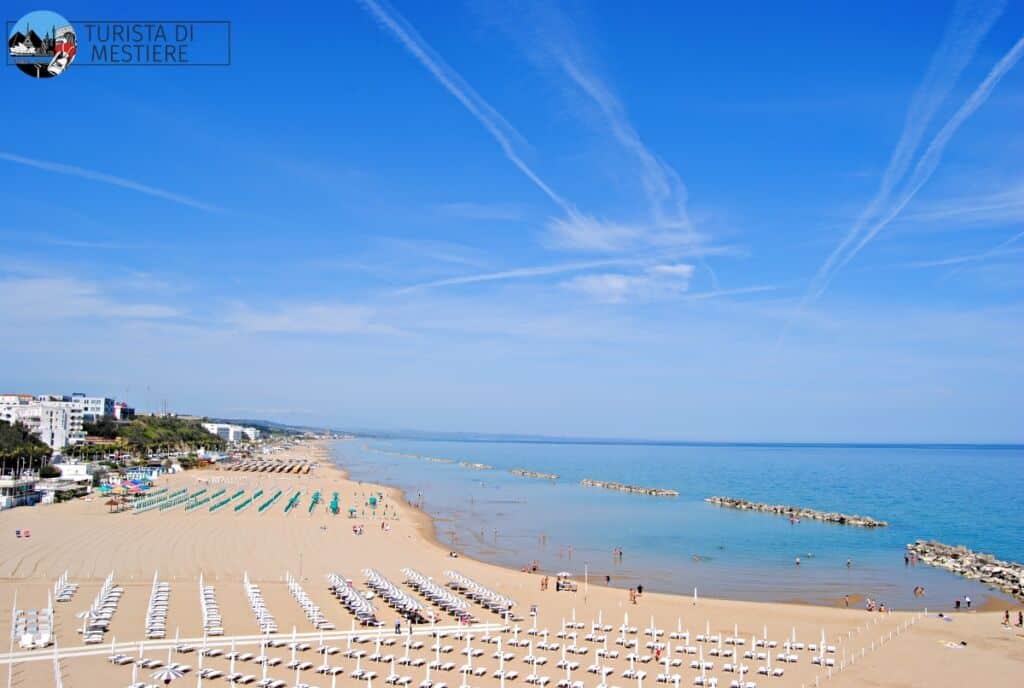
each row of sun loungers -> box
[402,568,475,623]
[364,569,433,623]
[286,570,334,630]
[243,572,278,634]
[83,571,122,643]
[133,487,186,514]
[328,572,379,625]
[53,570,78,602]
[15,605,52,650]
[200,573,225,636]
[225,461,312,474]
[145,572,170,639]
[444,570,516,614]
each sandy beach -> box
[1,440,1020,688]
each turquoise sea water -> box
[330,438,1023,609]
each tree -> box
[0,420,52,473]
[39,464,62,478]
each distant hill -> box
[207,417,331,437]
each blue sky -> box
[2,0,1022,442]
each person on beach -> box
[843,595,849,608]
[637,584,643,596]
[1018,610,1023,627]
[965,595,971,609]
[955,598,961,610]
[1004,610,1011,626]
[395,620,401,634]
[605,575,611,585]
[795,556,801,566]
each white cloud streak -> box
[358,0,573,214]
[834,34,1024,274]
[805,1,1007,301]
[0,276,180,321]
[227,303,397,335]
[395,259,633,293]
[0,151,220,212]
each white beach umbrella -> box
[152,665,184,685]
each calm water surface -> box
[330,438,1023,609]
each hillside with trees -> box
[81,416,226,454]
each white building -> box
[74,395,114,422]
[201,422,261,443]
[0,475,38,509]
[0,394,85,450]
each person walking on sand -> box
[964,595,971,609]
[1004,610,1011,626]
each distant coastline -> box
[352,430,1023,451]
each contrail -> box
[395,259,635,293]
[0,151,220,212]
[806,0,1005,301]
[833,34,1024,273]
[358,0,573,213]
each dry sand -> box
[1,440,1020,687]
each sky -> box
[2,0,1022,443]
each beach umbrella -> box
[152,665,184,684]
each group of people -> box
[864,597,887,612]
[1002,609,1023,627]
[954,596,972,610]
[628,584,644,604]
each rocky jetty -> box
[908,540,1024,601]
[511,469,559,480]
[458,461,493,470]
[704,496,887,528]
[581,479,678,497]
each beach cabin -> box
[0,476,39,509]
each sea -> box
[328,437,1023,610]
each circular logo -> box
[8,9,76,79]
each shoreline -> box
[329,440,1023,612]
[1,438,1021,688]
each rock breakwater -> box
[511,469,559,480]
[907,540,1024,601]
[581,479,678,497]
[704,496,887,527]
